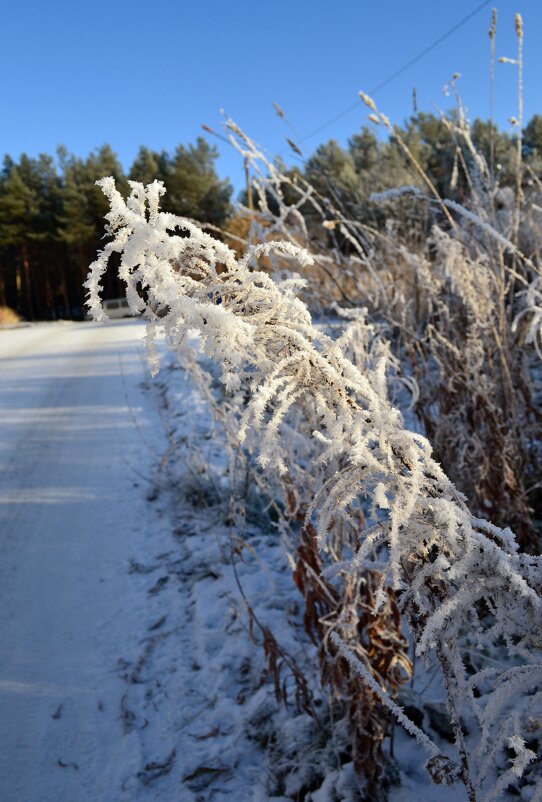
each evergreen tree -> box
[471,119,516,183]
[58,146,128,313]
[348,127,379,174]
[24,154,65,317]
[524,115,542,156]
[404,113,457,196]
[523,115,542,177]
[162,137,232,225]
[0,163,39,318]
[305,140,358,198]
[57,151,97,315]
[129,146,167,186]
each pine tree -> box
[162,137,232,225]
[129,146,167,186]
[523,115,542,156]
[57,152,97,314]
[305,139,359,208]
[0,163,39,319]
[23,154,65,317]
[58,145,128,313]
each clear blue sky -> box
[1,0,538,193]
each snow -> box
[0,320,321,800]
[0,320,173,800]
[0,318,538,800]
[87,167,542,797]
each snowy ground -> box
[0,320,301,801]
[0,320,474,801]
[0,320,175,800]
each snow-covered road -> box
[0,320,169,801]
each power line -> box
[299,0,494,144]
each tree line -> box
[0,139,232,320]
[285,113,542,222]
[2,113,542,320]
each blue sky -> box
[1,0,538,193]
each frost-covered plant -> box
[157,249,413,791]
[367,189,542,548]
[380,220,540,547]
[221,119,383,314]
[229,88,542,549]
[515,276,542,356]
[292,519,411,795]
[87,178,542,800]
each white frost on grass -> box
[86,179,542,800]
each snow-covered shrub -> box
[87,178,542,801]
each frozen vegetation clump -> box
[87,177,542,801]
